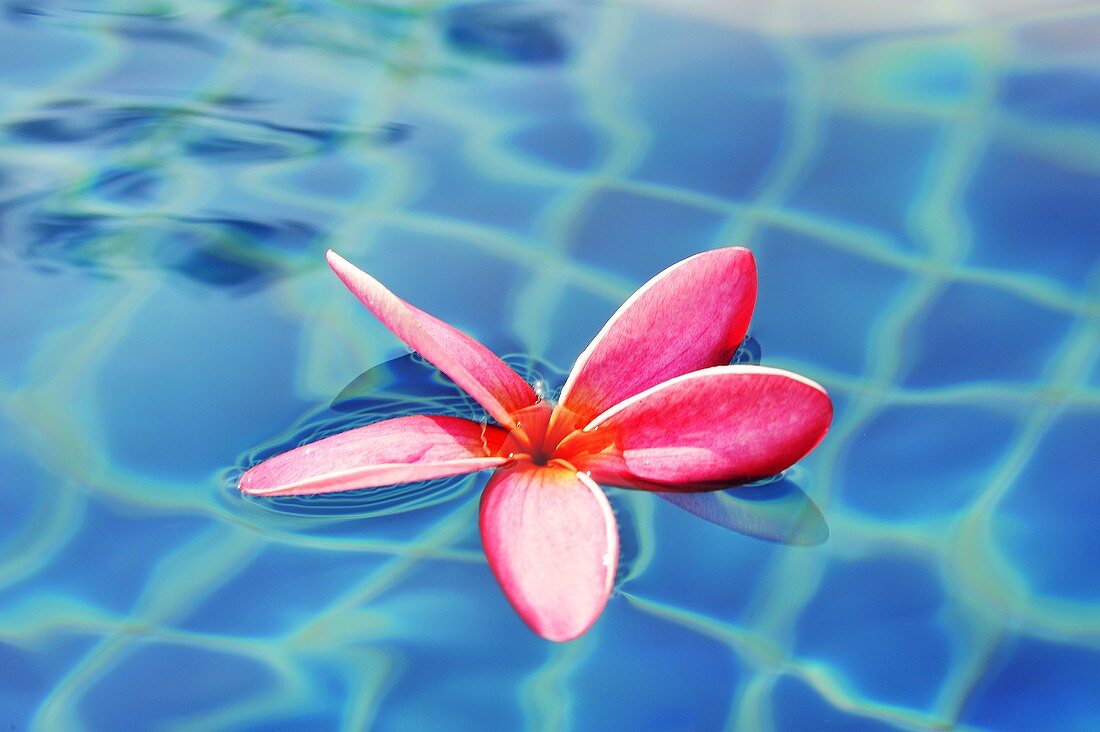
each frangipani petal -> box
[659,478,829,545]
[327,250,537,429]
[239,415,508,497]
[584,366,832,487]
[556,247,756,426]
[479,462,618,642]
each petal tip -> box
[326,250,363,282]
[326,249,354,276]
[237,464,288,496]
[726,244,755,261]
[326,249,350,280]
[535,616,602,643]
[516,588,610,642]
[237,468,262,495]
[480,464,618,644]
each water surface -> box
[2,1,1100,729]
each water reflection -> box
[7,99,164,146]
[18,209,317,291]
[0,95,414,290]
[5,98,390,156]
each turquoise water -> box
[3,1,1100,729]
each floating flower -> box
[240,248,832,641]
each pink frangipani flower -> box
[240,248,832,641]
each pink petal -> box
[239,415,508,497]
[479,462,618,642]
[582,366,832,486]
[327,250,536,429]
[556,247,756,427]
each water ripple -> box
[443,1,573,65]
[15,209,318,290]
[233,353,489,520]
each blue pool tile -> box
[631,93,787,203]
[275,152,374,203]
[96,285,310,481]
[0,265,114,386]
[176,543,391,638]
[965,142,1100,292]
[1000,68,1100,126]
[753,231,908,374]
[370,561,543,730]
[378,561,540,653]
[0,430,73,583]
[0,641,47,727]
[996,408,1100,603]
[78,641,281,728]
[900,280,1074,388]
[505,116,602,173]
[400,115,557,238]
[8,497,209,616]
[567,190,727,281]
[571,598,737,730]
[623,19,787,202]
[838,403,1018,520]
[0,635,101,727]
[959,638,1100,731]
[619,494,782,626]
[794,557,951,711]
[0,440,47,554]
[785,113,939,247]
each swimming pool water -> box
[2,1,1099,729]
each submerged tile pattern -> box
[1,1,1099,729]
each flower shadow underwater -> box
[239,248,832,641]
